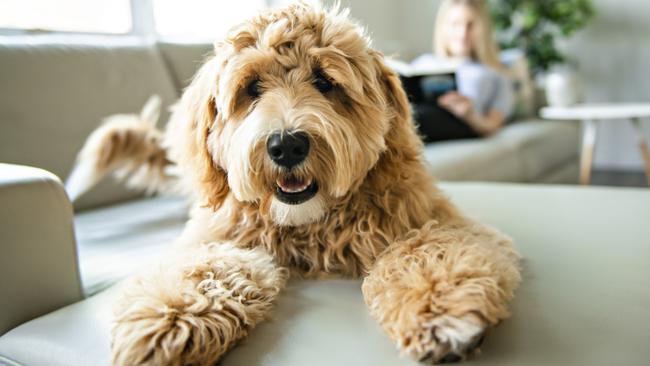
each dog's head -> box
[169,3,419,226]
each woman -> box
[412,0,513,142]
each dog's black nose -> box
[267,131,310,169]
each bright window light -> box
[153,0,267,40]
[0,0,132,34]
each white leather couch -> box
[0,36,597,365]
[1,164,648,365]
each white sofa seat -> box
[74,196,188,296]
[1,182,649,366]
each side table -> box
[540,103,650,185]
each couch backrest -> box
[0,36,183,211]
[157,42,213,92]
[500,49,537,120]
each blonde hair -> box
[433,0,502,70]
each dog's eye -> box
[247,78,261,98]
[313,72,333,93]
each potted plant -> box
[490,0,596,106]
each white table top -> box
[540,103,650,121]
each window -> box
[153,0,267,39]
[0,0,321,38]
[0,0,132,34]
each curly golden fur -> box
[70,3,521,365]
[65,95,178,201]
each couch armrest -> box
[0,164,83,335]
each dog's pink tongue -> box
[277,176,311,193]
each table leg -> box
[580,120,598,185]
[630,118,650,186]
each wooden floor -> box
[591,169,648,188]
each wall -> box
[336,0,439,59]
[339,0,650,171]
[336,0,401,54]
[560,0,650,170]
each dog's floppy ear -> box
[370,51,423,159]
[370,51,410,123]
[167,56,230,210]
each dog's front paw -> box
[401,313,486,364]
[112,316,168,366]
[111,310,213,366]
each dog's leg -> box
[66,96,177,201]
[362,219,521,364]
[111,242,287,366]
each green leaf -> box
[489,0,595,75]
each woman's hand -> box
[438,91,505,136]
[438,91,475,120]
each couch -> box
[0,36,579,212]
[0,36,580,294]
[0,36,586,360]
[1,165,648,365]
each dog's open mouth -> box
[275,175,318,205]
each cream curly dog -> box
[68,3,520,365]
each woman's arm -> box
[438,92,506,136]
[465,108,506,136]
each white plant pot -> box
[545,69,583,107]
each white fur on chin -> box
[270,194,326,226]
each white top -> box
[540,103,650,121]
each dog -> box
[67,3,521,365]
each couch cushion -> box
[500,119,580,181]
[157,41,212,91]
[0,35,179,210]
[424,120,579,183]
[1,182,649,365]
[423,132,524,182]
[74,196,188,296]
[535,159,579,184]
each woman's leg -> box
[413,104,478,143]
